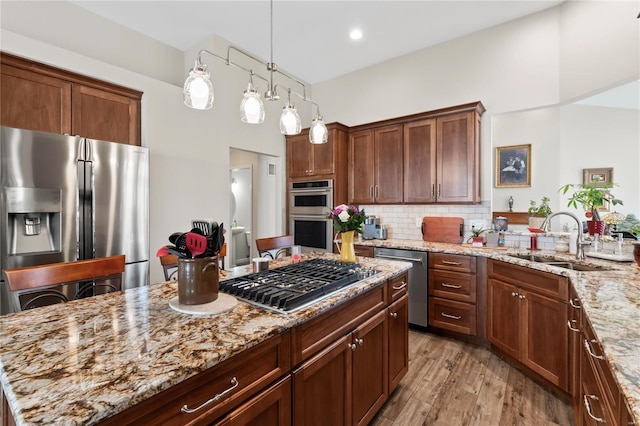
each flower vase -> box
[339,230,356,262]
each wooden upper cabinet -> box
[349,129,376,204]
[287,131,335,178]
[348,125,402,204]
[72,84,140,146]
[403,119,436,203]
[373,125,403,204]
[436,111,479,203]
[1,52,142,146]
[0,63,72,134]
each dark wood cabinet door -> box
[287,133,311,178]
[311,135,335,176]
[349,129,375,204]
[71,84,140,146]
[293,334,351,426]
[218,376,291,426]
[580,335,614,426]
[1,64,71,134]
[373,125,403,204]
[352,309,388,426]
[487,278,520,359]
[403,119,436,203]
[388,294,408,393]
[436,112,477,203]
[521,289,569,391]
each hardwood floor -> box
[372,329,574,426]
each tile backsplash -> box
[359,202,492,241]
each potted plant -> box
[560,179,623,236]
[467,226,485,247]
[528,196,552,229]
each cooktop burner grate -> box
[219,258,377,314]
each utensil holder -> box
[178,256,219,305]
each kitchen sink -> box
[507,254,614,271]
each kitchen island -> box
[0,254,411,425]
[356,238,640,425]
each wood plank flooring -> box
[372,329,574,426]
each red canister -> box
[530,235,538,251]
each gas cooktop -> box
[219,258,378,314]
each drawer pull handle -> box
[392,282,407,290]
[441,260,462,266]
[390,312,398,319]
[567,319,580,332]
[181,377,239,414]
[570,298,581,309]
[441,282,462,289]
[584,339,605,360]
[583,394,606,423]
[441,312,462,320]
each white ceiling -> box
[70,0,565,84]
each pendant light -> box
[280,90,301,135]
[183,62,214,110]
[240,74,265,124]
[183,0,324,142]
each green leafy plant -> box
[471,227,485,237]
[528,196,552,217]
[559,179,623,221]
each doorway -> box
[230,166,252,266]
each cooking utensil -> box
[156,246,170,257]
[166,246,188,258]
[190,227,205,235]
[216,223,225,254]
[186,232,207,258]
[169,232,182,244]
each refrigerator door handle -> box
[77,159,94,260]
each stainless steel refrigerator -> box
[0,126,149,315]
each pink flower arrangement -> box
[328,204,366,234]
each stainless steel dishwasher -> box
[374,247,428,327]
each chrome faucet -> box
[541,211,590,260]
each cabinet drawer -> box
[101,332,291,426]
[387,272,408,303]
[292,284,387,365]
[429,253,476,273]
[428,269,476,303]
[354,244,374,258]
[583,317,621,422]
[428,297,476,336]
[488,259,568,301]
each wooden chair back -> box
[2,255,125,312]
[256,235,295,259]
[160,254,179,281]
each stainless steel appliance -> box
[374,248,428,327]
[219,258,377,314]
[0,127,149,315]
[289,179,334,252]
[363,215,387,240]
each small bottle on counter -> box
[498,232,505,247]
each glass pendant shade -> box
[309,116,328,144]
[183,65,214,110]
[240,85,265,124]
[280,104,302,135]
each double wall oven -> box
[289,180,334,253]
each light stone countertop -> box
[0,253,411,426]
[355,238,640,424]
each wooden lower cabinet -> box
[215,376,291,426]
[569,287,582,424]
[353,244,374,258]
[293,309,388,426]
[388,294,409,392]
[487,260,569,392]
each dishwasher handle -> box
[376,254,423,264]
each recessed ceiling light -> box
[350,29,363,40]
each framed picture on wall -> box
[495,144,531,187]
[583,167,614,211]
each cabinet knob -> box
[348,343,357,351]
[356,338,364,346]
[390,312,398,319]
[518,294,525,300]
[511,292,518,297]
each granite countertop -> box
[0,253,411,426]
[356,238,640,423]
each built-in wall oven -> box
[289,180,334,253]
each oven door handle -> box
[290,189,332,195]
[376,254,423,264]
[289,214,331,220]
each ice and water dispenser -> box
[5,187,62,256]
